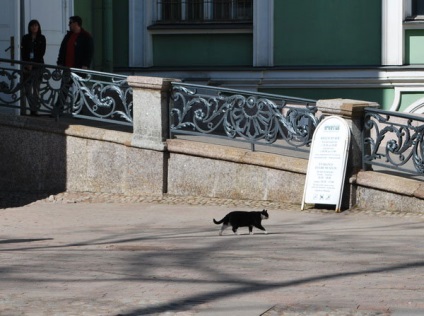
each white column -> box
[253,0,273,67]
[129,0,153,67]
[382,0,404,65]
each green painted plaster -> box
[74,0,129,70]
[112,0,129,68]
[153,34,253,66]
[399,93,424,111]
[405,30,424,65]
[274,0,382,66]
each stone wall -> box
[0,115,165,197]
[0,75,424,214]
[1,113,424,213]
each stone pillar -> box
[317,99,379,174]
[127,76,178,151]
[317,99,380,208]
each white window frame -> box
[156,0,253,23]
[382,0,424,66]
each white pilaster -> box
[253,0,273,67]
[382,0,404,65]
[129,0,153,67]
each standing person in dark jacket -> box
[56,16,93,116]
[21,19,46,115]
[57,16,93,69]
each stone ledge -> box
[317,98,379,118]
[356,170,423,198]
[0,115,133,146]
[167,138,308,174]
[127,76,178,91]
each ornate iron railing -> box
[0,58,133,126]
[363,107,424,176]
[170,82,321,153]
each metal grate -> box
[0,58,133,126]
[170,82,320,156]
[363,107,424,177]
[156,0,253,23]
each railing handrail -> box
[364,106,424,123]
[0,58,128,80]
[171,81,317,104]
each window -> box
[156,0,253,23]
[412,0,424,17]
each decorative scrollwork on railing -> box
[170,83,320,151]
[0,59,132,126]
[69,72,133,124]
[363,108,424,175]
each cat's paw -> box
[249,232,254,235]
[264,230,268,234]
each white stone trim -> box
[148,28,252,35]
[391,86,424,112]
[405,97,424,113]
[253,0,273,67]
[131,68,424,91]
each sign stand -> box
[301,116,351,213]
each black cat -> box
[213,209,269,235]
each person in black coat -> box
[57,16,94,69]
[21,19,46,64]
[55,16,94,117]
[21,19,46,115]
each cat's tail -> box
[213,217,225,225]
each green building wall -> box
[274,0,382,66]
[74,0,129,71]
[71,0,424,112]
[152,34,253,67]
[405,29,424,64]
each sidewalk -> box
[1,195,423,316]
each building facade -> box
[4,0,424,112]
[119,0,424,112]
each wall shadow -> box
[0,115,69,207]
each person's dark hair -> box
[69,16,83,27]
[27,19,42,36]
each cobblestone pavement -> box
[1,192,424,315]
[2,191,424,218]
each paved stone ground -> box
[1,192,424,315]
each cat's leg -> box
[219,224,229,236]
[232,226,239,235]
[255,224,268,234]
[249,226,254,235]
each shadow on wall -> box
[0,115,68,208]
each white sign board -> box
[301,116,351,212]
